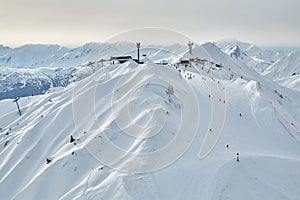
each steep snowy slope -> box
[0,43,300,200]
[276,74,300,92]
[263,52,300,91]
[264,52,300,79]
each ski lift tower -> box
[13,98,22,116]
[136,42,141,63]
[188,41,194,55]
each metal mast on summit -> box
[188,41,194,55]
[136,42,141,63]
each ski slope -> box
[0,43,300,200]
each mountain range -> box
[1,40,299,100]
[0,41,299,199]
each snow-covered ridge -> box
[264,52,300,79]
[0,42,137,69]
[215,40,285,73]
[276,74,300,92]
[261,52,300,91]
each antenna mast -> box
[188,41,194,55]
[136,42,141,63]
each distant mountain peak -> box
[226,45,245,58]
[215,40,285,73]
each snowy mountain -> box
[0,42,186,69]
[225,45,246,59]
[0,42,138,69]
[0,44,69,68]
[215,40,284,73]
[0,42,188,100]
[215,40,300,92]
[0,64,100,100]
[276,75,300,92]
[1,42,300,200]
[1,40,299,101]
[263,52,300,91]
[263,52,300,79]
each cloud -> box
[0,0,299,47]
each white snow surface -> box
[0,42,300,200]
[276,74,300,92]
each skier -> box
[236,153,240,162]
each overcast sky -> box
[1,0,299,47]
